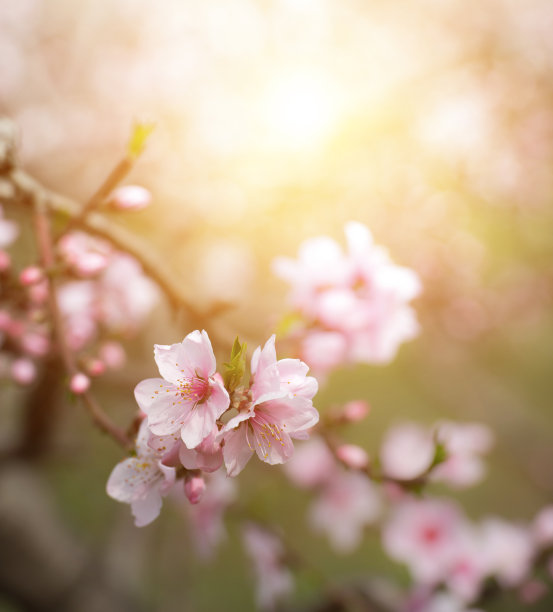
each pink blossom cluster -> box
[107,331,319,526]
[383,497,553,610]
[285,436,381,552]
[379,421,494,488]
[273,221,421,375]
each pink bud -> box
[69,372,90,394]
[0,250,11,272]
[184,474,206,505]
[99,341,126,370]
[28,280,49,305]
[86,358,106,377]
[21,332,50,357]
[109,185,151,211]
[335,444,369,469]
[342,400,370,422]
[11,358,36,385]
[19,266,44,286]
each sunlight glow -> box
[260,72,343,152]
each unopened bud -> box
[109,185,151,211]
[341,400,370,423]
[86,358,106,377]
[11,358,36,385]
[19,266,44,286]
[335,444,369,469]
[184,474,205,505]
[70,372,90,394]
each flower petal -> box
[131,493,163,527]
[154,330,216,384]
[223,425,254,477]
[135,378,193,435]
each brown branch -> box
[31,193,132,451]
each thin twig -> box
[31,194,133,451]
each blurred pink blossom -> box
[274,222,421,375]
[0,205,18,248]
[10,357,36,385]
[310,470,381,553]
[69,372,90,394]
[58,231,111,278]
[379,423,435,481]
[283,437,337,489]
[242,523,293,610]
[184,473,206,505]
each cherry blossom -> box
[432,421,494,488]
[273,221,421,375]
[106,419,176,527]
[220,335,318,476]
[382,498,466,584]
[57,231,111,277]
[242,523,293,610]
[135,330,230,449]
[379,423,435,481]
[310,470,382,553]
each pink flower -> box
[58,231,111,277]
[0,205,18,249]
[10,357,36,385]
[184,473,206,504]
[478,518,534,586]
[432,422,494,488]
[69,372,90,394]
[19,266,44,286]
[382,498,466,584]
[335,443,369,470]
[242,523,294,610]
[135,330,230,449]
[379,423,435,481]
[221,335,318,476]
[106,420,176,527]
[310,471,381,553]
[274,222,421,375]
[283,437,337,489]
[533,505,553,548]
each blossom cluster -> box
[0,215,158,388]
[383,498,553,610]
[107,331,319,526]
[273,221,421,376]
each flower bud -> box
[341,400,370,422]
[70,372,90,394]
[19,266,44,286]
[11,358,36,385]
[86,358,106,377]
[335,443,369,469]
[109,185,151,211]
[184,474,206,505]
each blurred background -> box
[1,0,553,610]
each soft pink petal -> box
[223,425,254,477]
[250,335,280,401]
[131,493,163,527]
[276,358,318,400]
[154,330,216,384]
[252,425,294,465]
[135,378,193,436]
[258,396,320,434]
[106,457,161,503]
[207,379,230,418]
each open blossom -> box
[273,221,421,375]
[380,423,436,481]
[135,330,230,449]
[106,419,176,527]
[220,335,318,477]
[242,523,294,610]
[432,422,494,488]
[57,231,111,277]
[310,470,382,553]
[383,498,467,585]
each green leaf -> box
[223,337,247,393]
[430,441,448,468]
[127,120,155,159]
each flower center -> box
[179,376,209,404]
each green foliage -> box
[223,337,247,393]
